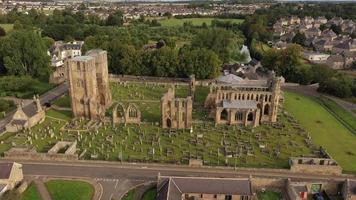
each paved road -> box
[3,160,355,182]
[2,159,356,200]
[0,83,68,132]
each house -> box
[48,41,84,84]
[0,162,23,196]
[315,16,328,25]
[322,30,337,41]
[157,175,253,200]
[344,51,356,68]
[5,96,45,133]
[304,27,321,38]
[314,39,334,52]
[328,17,343,26]
[332,39,356,54]
[326,55,345,70]
[303,51,330,62]
[302,16,314,25]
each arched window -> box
[264,104,270,115]
[220,109,228,121]
[235,112,243,121]
[269,95,272,102]
[247,113,254,121]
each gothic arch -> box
[220,109,228,121]
[247,112,254,121]
[112,102,126,124]
[264,104,270,115]
[127,103,140,119]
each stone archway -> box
[247,112,254,121]
[220,109,228,121]
[126,103,141,124]
[264,104,270,115]
[113,102,126,124]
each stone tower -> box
[67,49,111,120]
[268,76,282,122]
[86,50,112,107]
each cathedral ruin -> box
[204,75,282,127]
[67,49,112,120]
[161,88,193,129]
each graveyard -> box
[0,83,319,169]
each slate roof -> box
[223,100,257,109]
[71,56,93,62]
[157,176,252,200]
[217,74,243,84]
[0,163,13,179]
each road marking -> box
[115,180,119,189]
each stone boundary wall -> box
[47,141,77,155]
[289,164,342,175]
[4,151,78,161]
[109,74,215,86]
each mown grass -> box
[45,180,94,200]
[284,91,356,172]
[52,95,71,108]
[318,96,356,134]
[21,183,42,200]
[157,17,244,27]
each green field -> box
[52,95,71,108]
[21,183,42,200]
[318,97,356,134]
[0,24,13,32]
[156,17,244,27]
[45,180,94,200]
[284,91,356,172]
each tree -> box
[106,11,124,26]
[178,47,222,79]
[292,32,306,46]
[191,28,245,63]
[262,44,307,83]
[0,30,50,80]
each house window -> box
[225,195,232,200]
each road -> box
[1,159,355,199]
[0,83,68,132]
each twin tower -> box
[67,49,112,120]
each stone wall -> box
[4,147,78,161]
[289,157,342,175]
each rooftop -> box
[0,163,13,179]
[222,100,258,109]
[157,176,252,200]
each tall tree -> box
[0,30,50,79]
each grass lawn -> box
[157,17,244,27]
[284,91,356,172]
[52,95,71,108]
[122,189,135,200]
[45,180,94,200]
[0,24,13,32]
[318,97,356,134]
[21,183,42,200]
[46,109,72,121]
[142,187,156,200]
[257,190,280,200]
